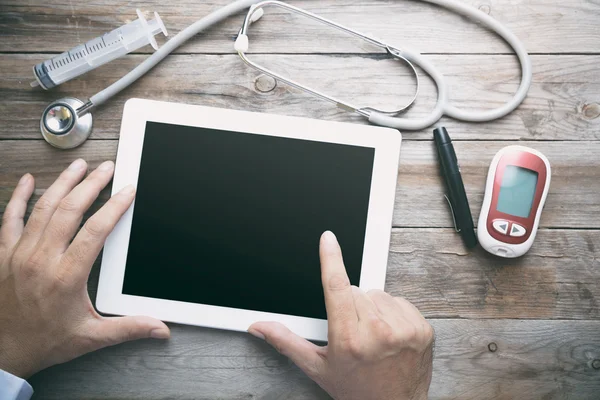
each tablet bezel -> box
[97,98,401,342]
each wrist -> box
[0,359,32,380]
[0,338,37,379]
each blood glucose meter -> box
[478,146,551,258]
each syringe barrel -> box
[32,11,167,90]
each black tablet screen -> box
[122,121,375,319]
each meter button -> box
[492,220,510,235]
[510,223,527,237]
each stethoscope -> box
[40,0,532,149]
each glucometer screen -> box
[497,165,539,218]
[121,121,375,320]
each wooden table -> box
[1,1,599,398]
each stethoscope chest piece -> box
[41,97,92,149]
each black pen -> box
[433,127,478,249]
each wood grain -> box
[2,54,599,140]
[28,319,600,399]
[78,227,598,321]
[2,0,600,398]
[386,228,600,320]
[2,0,600,54]
[1,138,598,320]
[1,140,598,229]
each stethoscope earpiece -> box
[41,98,93,149]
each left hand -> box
[0,159,170,379]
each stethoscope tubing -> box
[73,0,531,133]
[369,0,532,130]
[86,0,260,112]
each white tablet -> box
[97,98,401,341]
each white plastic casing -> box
[97,98,402,342]
[477,146,551,258]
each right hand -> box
[249,231,434,400]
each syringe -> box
[31,10,168,90]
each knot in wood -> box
[592,359,600,370]
[488,342,498,352]
[582,103,600,120]
[254,74,277,93]
[478,4,491,15]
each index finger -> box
[319,231,358,341]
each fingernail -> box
[321,230,338,246]
[150,328,170,339]
[68,159,86,171]
[97,160,114,171]
[119,185,136,196]
[18,173,31,186]
[248,329,265,340]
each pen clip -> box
[444,194,461,233]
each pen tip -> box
[433,126,451,144]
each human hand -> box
[249,231,434,400]
[0,159,170,379]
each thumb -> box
[249,321,326,378]
[89,316,170,348]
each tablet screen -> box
[122,121,375,319]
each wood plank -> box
[1,140,598,229]
[2,0,600,54]
[27,319,600,399]
[386,228,600,320]
[1,54,598,141]
[395,140,600,229]
[80,227,599,320]
[3,2,599,399]
[1,137,598,319]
